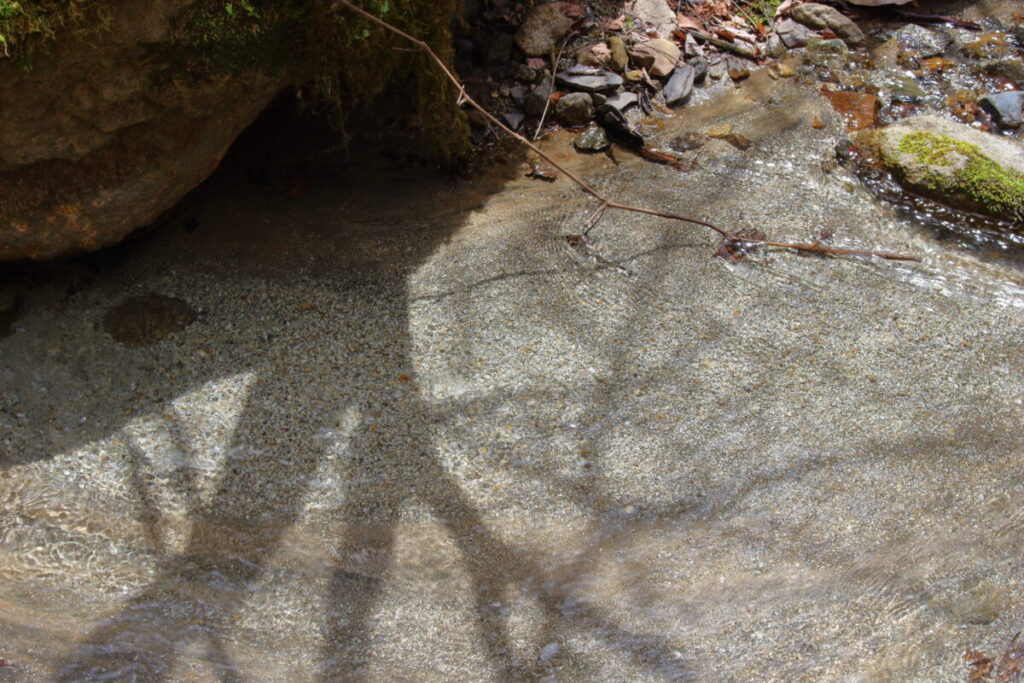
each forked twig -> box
[332,0,919,264]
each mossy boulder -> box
[856,115,1024,225]
[0,0,468,261]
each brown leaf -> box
[965,649,993,682]
[603,13,625,30]
[676,13,703,31]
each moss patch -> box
[0,0,109,67]
[892,130,1024,223]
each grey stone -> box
[805,38,851,69]
[503,111,525,131]
[624,0,676,38]
[514,3,575,57]
[894,24,952,58]
[791,3,865,46]
[889,75,924,103]
[775,18,813,49]
[663,64,696,107]
[555,70,625,94]
[766,34,787,58]
[509,85,525,108]
[524,82,554,117]
[687,55,709,83]
[554,92,595,127]
[516,64,539,82]
[980,91,1024,128]
[604,91,639,114]
[573,123,610,152]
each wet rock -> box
[821,89,879,130]
[514,2,576,57]
[503,111,525,131]
[103,294,197,347]
[977,58,1024,86]
[524,82,554,117]
[791,3,865,46]
[683,34,705,60]
[805,38,851,69]
[604,91,639,114]
[624,0,677,38]
[727,58,751,82]
[663,64,695,107]
[708,54,727,80]
[979,91,1024,128]
[554,92,595,127]
[516,64,539,82]
[687,55,709,83]
[856,115,1024,223]
[576,42,611,67]
[608,36,629,72]
[766,34,787,58]
[894,24,952,58]
[670,131,706,152]
[775,18,814,50]
[573,124,610,152]
[629,39,681,78]
[889,75,925,103]
[555,68,624,94]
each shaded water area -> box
[2,66,1024,681]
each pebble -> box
[604,91,639,114]
[894,24,952,59]
[663,64,695,107]
[630,39,681,78]
[607,36,629,72]
[576,42,611,67]
[979,91,1024,128]
[524,82,553,118]
[554,92,595,127]
[574,123,610,152]
[555,69,624,93]
[791,3,865,46]
[514,3,576,56]
[774,18,814,50]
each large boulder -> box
[856,115,1024,225]
[0,2,291,261]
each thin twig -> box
[534,34,571,140]
[332,0,919,264]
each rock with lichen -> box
[856,115,1024,225]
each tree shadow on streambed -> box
[40,135,701,680]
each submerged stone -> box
[574,123,610,152]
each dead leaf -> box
[676,13,703,31]
[603,13,625,30]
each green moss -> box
[893,130,1024,222]
[0,0,109,67]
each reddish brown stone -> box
[820,89,880,131]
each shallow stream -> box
[2,40,1024,682]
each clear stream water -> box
[2,33,1024,683]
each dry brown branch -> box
[332,0,919,264]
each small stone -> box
[805,38,851,69]
[683,34,705,60]
[516,64,538,82]
[979,91,1024,128]
[772,61,796,78]
[515,3,576,57]
[630,38,680,78]
[791,3,865,46]
[556,68,624,93]
[687,55,708,83]
[538,641,560,662]
[663,64,695,106]
[104,294,197,347]
[820,89,879,130]
[708,54,727,80]
[894,24,952,58]
[524,82,553,117]
[624,0,677,38]
[670,131,705,151]
[727,57,751,82]
[766,34,787,58]
[607,36,629,72]
[509,85,525,107]
[576,42,611,67]
[707,123,732,137]
[774,18,813,50]
[554,92,595,127]
[604,91,639,113]
[503,111,525,131]
[889,75,924,103]
[625,69,646,82]
[574,123,609,152]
